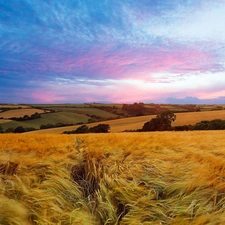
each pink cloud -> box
[28,43,215,82]
[31,91,66,103]
[33,43,215,84]
[20,72,224,104]
[31,79,171,103]
[196,89,225,100]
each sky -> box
[0,0,225,104]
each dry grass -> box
[0,109,45,119]
[1,131,225,224]
[29,110,225,134]
[0,119,12,124]
[174,110,225,126]
[0,105,31,109]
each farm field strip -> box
[54,107,119,118]
[0,104,31,109]
[173,110,225,125]
[0,108,45,119]
[29,110,225,134]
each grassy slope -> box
[1,131,225,224]
[54,107,119,119]
[0,112,90,129]
[0,107,119,130]
[29,110,225,134]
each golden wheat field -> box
[1,131,225,224]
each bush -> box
[14,126,26,133]
[63,124,110,134]
[9,112,41,121]
[5,128,14,133]
[173,125,192,131]
[40,124,54,129]
[74,125,89,134]
[25,127,36,132]
[193,119,225,130]
[89,124,110,133]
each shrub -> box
[63,124,110,134]
[89,124,110,133]
[14,126,26,133]
[74,125,90,134]
[5,128,14,133]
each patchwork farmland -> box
[0,103,225,133]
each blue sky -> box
[0,0,225,103]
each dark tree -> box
[142,118,161,131]
[30,112,41,119]
[23,115,29,120]
[156,111,176,131]
[142,111,176,131]
[14,126,26,133]
[122,102,146,116]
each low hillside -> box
[1,131,225,224]
[29,110,225,134]
[1,103,224,133]
[1,112,90,130]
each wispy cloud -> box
[0,0,225,103]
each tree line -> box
[7,112,41,121]
[124,111,225,132]
[63,124,110,134]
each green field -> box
[0,112,89,130]
[51,107,119,119]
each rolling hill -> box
[28,110,225,134]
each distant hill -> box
[0,103,224,133]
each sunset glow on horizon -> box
[0,0,225,104]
